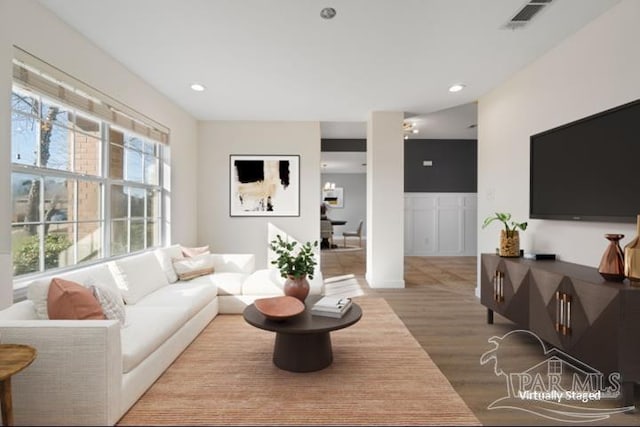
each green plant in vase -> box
[269,235,318,301]
[482,212,527,257]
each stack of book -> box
[310,296,352,318]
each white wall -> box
[320,173,366,239]
[478,0,640,277]
[197,121,321,269]
[0,4,13,307]
[405,193,476,256]
[0,0,198,307]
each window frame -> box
[10,84,166,288]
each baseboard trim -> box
[365,274,405,289]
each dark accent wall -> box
[321,139,366,152]
[404,139,477,192]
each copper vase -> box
[624,214,640,284]
[599,234,625,282]
[284,276,310,302]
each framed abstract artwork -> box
[230,155,300,216]
[322,187,344,208]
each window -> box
[10,54,167,281]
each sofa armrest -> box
[0,320,122,426]
[210,253,255,274]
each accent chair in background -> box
[343,220,363,248]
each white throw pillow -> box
[82,272,123,304]
[154,245,183,283]
[91,284,127,327]
[110,252,170,304]
[27,278,53,320]
[173,253,215,281]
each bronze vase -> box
[284,275,310,302]
[599,234,625,282]
[624,214,640,284]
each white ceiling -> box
[37,0,618,174]
[320,101,478,173]
[319,101,478,139]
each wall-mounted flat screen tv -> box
[530,98,640,223]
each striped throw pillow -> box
[91,284,127,326]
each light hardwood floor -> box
[320,242,640,426]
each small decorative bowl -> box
[254,296,305,321]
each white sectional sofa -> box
[0,244,323,426]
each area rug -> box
[118,297,480,426]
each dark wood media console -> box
[480,253,640,407]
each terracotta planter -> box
[284,275,310,302]
[499,230,520,257]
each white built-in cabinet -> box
[404,193,477,256]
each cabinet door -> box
[529,268,618,366]
[566,278,619,375]
[555,278,590,351]
[529,268,565,348]
[480,255,529,327]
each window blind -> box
[12,46,169,145]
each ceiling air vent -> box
[503,0,553,30]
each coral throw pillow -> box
[47,277,106,320]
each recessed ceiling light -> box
[320,7,336,19]
[190,83,206,92]
[449,84,465,93]
[404,135,409,140]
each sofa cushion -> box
[241,268,285,295]
[0,300,38,320]
[153,244,183,283]
[210,253,255,274]
[47,278,106,320]
[189,272,246,296]
[135,280,217,318]
[91,284,127,326]
[62,263,122,298]
[173,253,215,281]
[110,252,169,304]
[120,306,190,373]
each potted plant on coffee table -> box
[482,212,528,257]
[270,235,318,302]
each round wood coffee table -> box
[243,295,362,372]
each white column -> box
[366,111,405,288]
